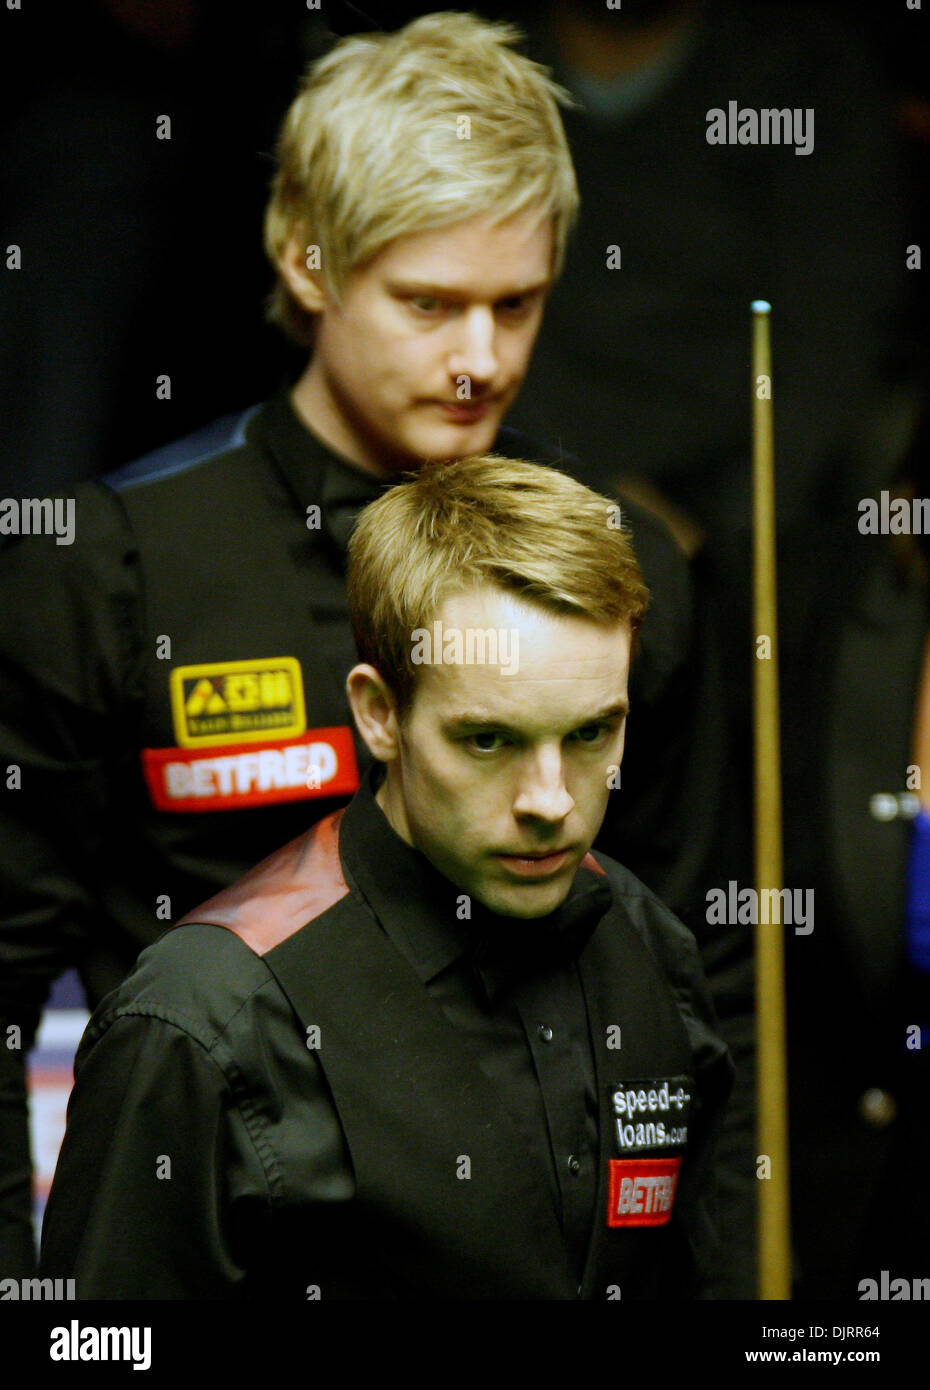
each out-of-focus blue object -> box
[906,805,930,973]
[29,970,89,1236]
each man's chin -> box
[474,879,573,920]
[412,416,503,462]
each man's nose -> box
[512,747,575,823]
[448,307,498,385]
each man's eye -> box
[572,724,608,744]
[497,296,529,314]
[468,731,507,753]
[410,295,442,313]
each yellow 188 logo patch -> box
[170,657,306,747]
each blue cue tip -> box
[751,299,772,313]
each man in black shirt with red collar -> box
[40,454,732,1299]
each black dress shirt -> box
[341,770,610,1281]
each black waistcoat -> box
[259,884,698,1300]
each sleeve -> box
[0,483,144,1277]
[38,1010,267,1299]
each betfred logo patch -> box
[142,728,359,812]
[611,1076,691,1154]
[169,657,306,747]
[607,1158,681,1228]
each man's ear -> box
[346,665,402,762]
[278,235,330,315]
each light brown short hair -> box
[347,454,649,715]
[263,11,579,347]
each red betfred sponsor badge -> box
[142,727,359,812]
[607,1157,682,1228]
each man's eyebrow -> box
[444,700,630,733]
[386,278,552,300]
[588,699,630,722]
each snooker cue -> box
[751,300,792,1299]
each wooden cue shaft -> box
[751,300,792,1299]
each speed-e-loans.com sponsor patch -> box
[611,1075,691,1154]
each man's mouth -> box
[434,399,494,421]
[496,848,573,877]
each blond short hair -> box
[347,454,649,714]
[263,11,579,347]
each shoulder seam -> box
[82,992,285,1205]
[86,974,277,1056]
[103,404,262,492]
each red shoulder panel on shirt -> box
[581,851,606,877]
[174,809,349,955]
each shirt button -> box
[538,1024,553,1043]
[567,1155,581,1175]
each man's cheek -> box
[509,336,541,382]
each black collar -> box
[252,387,561,559]
[255,386,392,557]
